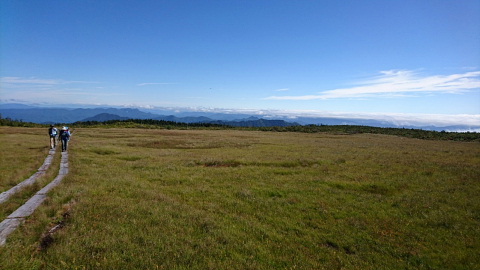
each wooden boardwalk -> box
[0,150,69,246]
[0,149,56,204]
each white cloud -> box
[0,76,109,104]
[131,106,480,127]
[265,70,480,100]
[1,77,61,85]
[226,108,480,127]
[0,77,98,85]
[137,82,176,86]
[274,88,289,92]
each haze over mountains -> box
[1,103,479,132]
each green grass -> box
[0,127,62,221]
[0,127,51,190]
[0,127,479,269]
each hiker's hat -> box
[62,126,67,130]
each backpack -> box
[49,127,57,136]
[61,130,70,139]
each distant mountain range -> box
[1,103,479,132]
[0,105,298,127]
[0,106,156,124]
[80,113,131,122]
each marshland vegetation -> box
[0,126,479,269]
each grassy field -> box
[0,127,63,221]
[0,127,52,191]
[1,126,479,269]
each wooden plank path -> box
[0,149,56,204]
[0,151,69,246]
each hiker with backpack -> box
[60,126,71,152]
[48,125,58,149]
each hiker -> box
[60,126,71,152]
[48,125,58,149]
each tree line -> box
[255,124,480,142]
[0,115,42,127]
[1,115,479,142]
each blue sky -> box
[1,0,479,124]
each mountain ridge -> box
[1,104,479,132]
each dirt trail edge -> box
[0,149,56,204]
[0,151,69,246]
